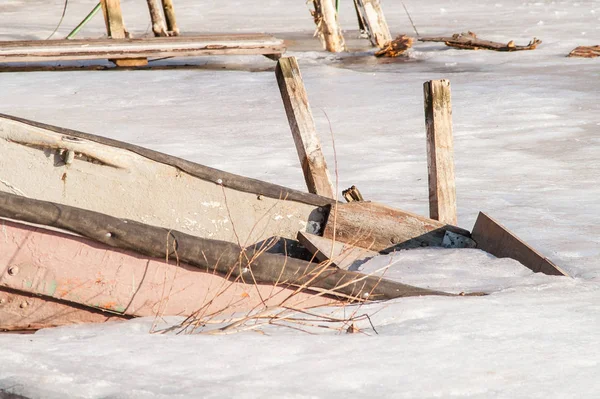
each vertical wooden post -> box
[146,0,168,37]
[353,0,392,48]
[100,0,126,39]
[161,0,180,36]
[276,57,335,199]
[312,0,346,52]
[423,79,457,225]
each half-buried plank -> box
[323,201,471,252]
[471,212,568,277]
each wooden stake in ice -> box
[311,0,346,52]
[100,0,126,39]
[161,0,180,36]
[353,0,392,48]
[276,57,335,199]
[423,79,458,225]
[146,0,168,37]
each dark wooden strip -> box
[471,212,568,276]
[0,191,455,300]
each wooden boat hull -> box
[0,113,330,248]
[0,218,336,330]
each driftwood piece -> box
[375,35,413,57]
[0,113,331,208]
[471,212,568,277]
[297,231,377,270]
[342,185,364,202]
[0,34,286,65]
[0,192,454,300]
[100,0,126,39]
[276,57,335,199]
[161,0,180,36]
[146,0,169,37]
[568,45,600,58]
[424,79,457,225]
[353,0,392,48]
[419,32,541,51]
[322,201,471,252]
[310,0,345,52]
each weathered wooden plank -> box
[471,212,568,276]
[147,0,168,37]
[100,0,126,39]
[311,0,345,52]
[0,35,286,63]
[323,201,471,252]
[276,56,335,199]
[424,79,457,225]
[113,57,148,67]
[0,113,333,208]
[353,0,392,48]
[0,192,455,300]
[297,231,377,270]
[162,0,180,36]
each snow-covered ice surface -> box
[1,0,600,397]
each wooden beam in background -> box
[100,0,126,39]
[311,0,345,52]
[423,79,458,225]
[276,56,335,199]
[353,0,392,48]
[162,0,180,36]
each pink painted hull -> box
[0,219,335,330]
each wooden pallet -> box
[0,34,285,66]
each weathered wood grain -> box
[424,79,457,225]
[0,34,286,63]
[0,192,454,300]
[0,113,332,208]
[147,0,168,37]
[471,212,568,277]
[276,57,335,199]
[162,0,180,36]
[100,0,126,39]
[311,0,346,52]
[419,32,541,51]
[353,0,392,48]
[322,201,470,252]
[568,45,600,58]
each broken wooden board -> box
[353,0,392,48]
[419,32,541,51]
[0,34,285,64]
[322,201,471,252]
[471,212,568,277]
[297,231,377,270]
[374,35,413,57]
[568,45,600,58]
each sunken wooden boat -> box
[0,113,567,331]
[0,113,469,331]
